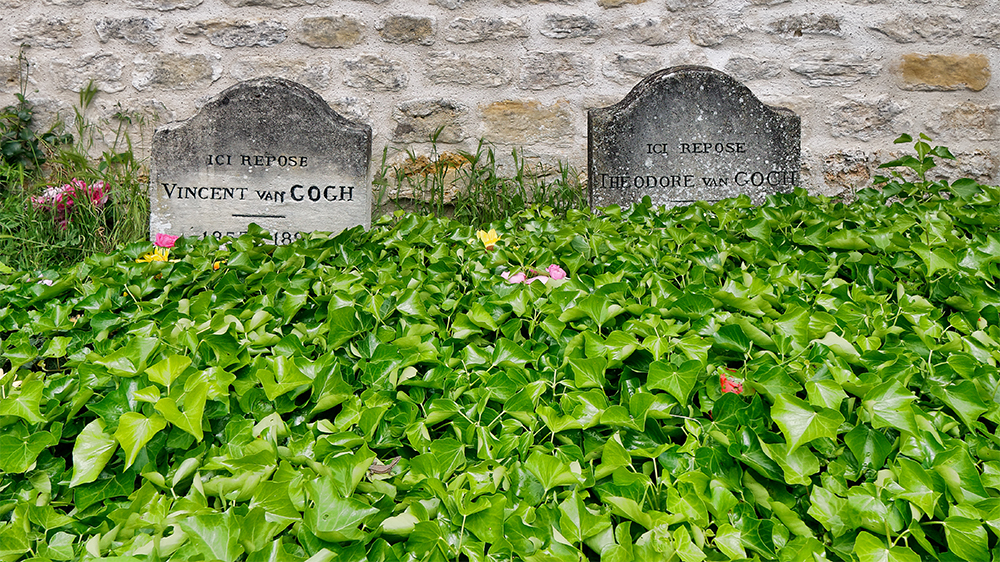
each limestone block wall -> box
[2,0,998,196]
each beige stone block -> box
[768,14,842,37]
[598,0,646,7]
[53,53,126,93]
[444,17,528,44]
[377,15,436,45]
[12,17,83,49]
[541,15,601,42]
[425,51,512,87]
[930,102,1000,141]
[602,52,664,85]
[790,51,881,87]
[125,0,203,8]
[899,53,990,91]
[871,15,963,44]
[230,57,332,90]
[725,55,781,81]
[343,54,408,91]
[823,151,874,194]
[392,99,468,143]
[828,95,907,140]
[519,51,590,90]
[133,53,221,91]
[95,17,164,46]
[615,16,683,46]
[481,99,574,144]
[177,20,287,48]
[297,16,364,48]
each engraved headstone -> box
[150,77,371,244]
[589,65,800,208]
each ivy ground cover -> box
[3,182,1000,561]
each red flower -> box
[721,372,743,394]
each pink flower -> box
[504,272,526,284]
[546,264,567,280]
[526,276,548,285]
[155,233,179,248]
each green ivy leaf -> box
[70,419,118,487]
[114,411,167,470]
[770,395,844,454]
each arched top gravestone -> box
[150,77,371,244]
[588,65,800,209]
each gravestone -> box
[150,77,371,244]
[589,65,800,208]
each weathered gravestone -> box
[589,65,800,208]
[150,77,371,244]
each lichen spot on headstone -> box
[150,77,372,245]
[589,65,800,209]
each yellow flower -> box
[136,247,170,262]
[476,229,501,251]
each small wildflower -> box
[155,233,179,248]
[136,247,170,263]
[476,229,501,251]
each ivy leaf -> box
[70,419,118,487]
[114,412,168,470]
[770,395,844,454]
[854,531,921,562]
[0,379,45,423]
[178,511,245,562]
[304,477,379,542]
[145,354,192,389]
[647,359,699,404]
[0,423,57,473]
[154,379,208,441]
[943,518,989,562]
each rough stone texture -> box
[540,15,601,42]
[520,51,590,90]
[296,16,363,48]
[666,0,714,10]
[43,0,89,5]
[828,96,907,141]
[377,15,436,45]
[444,17,529,43]
[929,102,1000,141]
[95,17,164,45]
[52,53,126,93]
[615,17,683,46]
[932,150,998,185]
[899,53,991,91]
[871,15,964,44]
[431,0,475,8]
[125,0,202,8]
[12,17,83,49]
[602,52,664,85]
[133,52,221,91]
[0,0,24,6]
[393,99,468,143]
[768,14,842,37]
[724,56,782,82]
[230,57,331,90]
[790,52,881,87]
[223,0,327,6]
[502,0,580,4]
[0,61,20,91]
[971,19,1000,48]
[481,99,574,144]
[823,151,874,194]
[589,66,800,208]
[178,20,287,48]
[425,52,512,87]
[151,77,371,241]
[690,17,744,48]
[598,0,646,7]
[343,55,408,91]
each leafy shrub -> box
[3,138,1000,560]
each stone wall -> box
[3,0,998,196]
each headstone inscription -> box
[150,77,371,244]
[588,65,800,208]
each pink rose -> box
[505,272,526,284]
[155,233,179,248]
[526,276,549,285]
[546,264,567,280]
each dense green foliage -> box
[4,139,1000,560]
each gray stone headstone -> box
[150,77,371,244]
[589,65,800,208]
